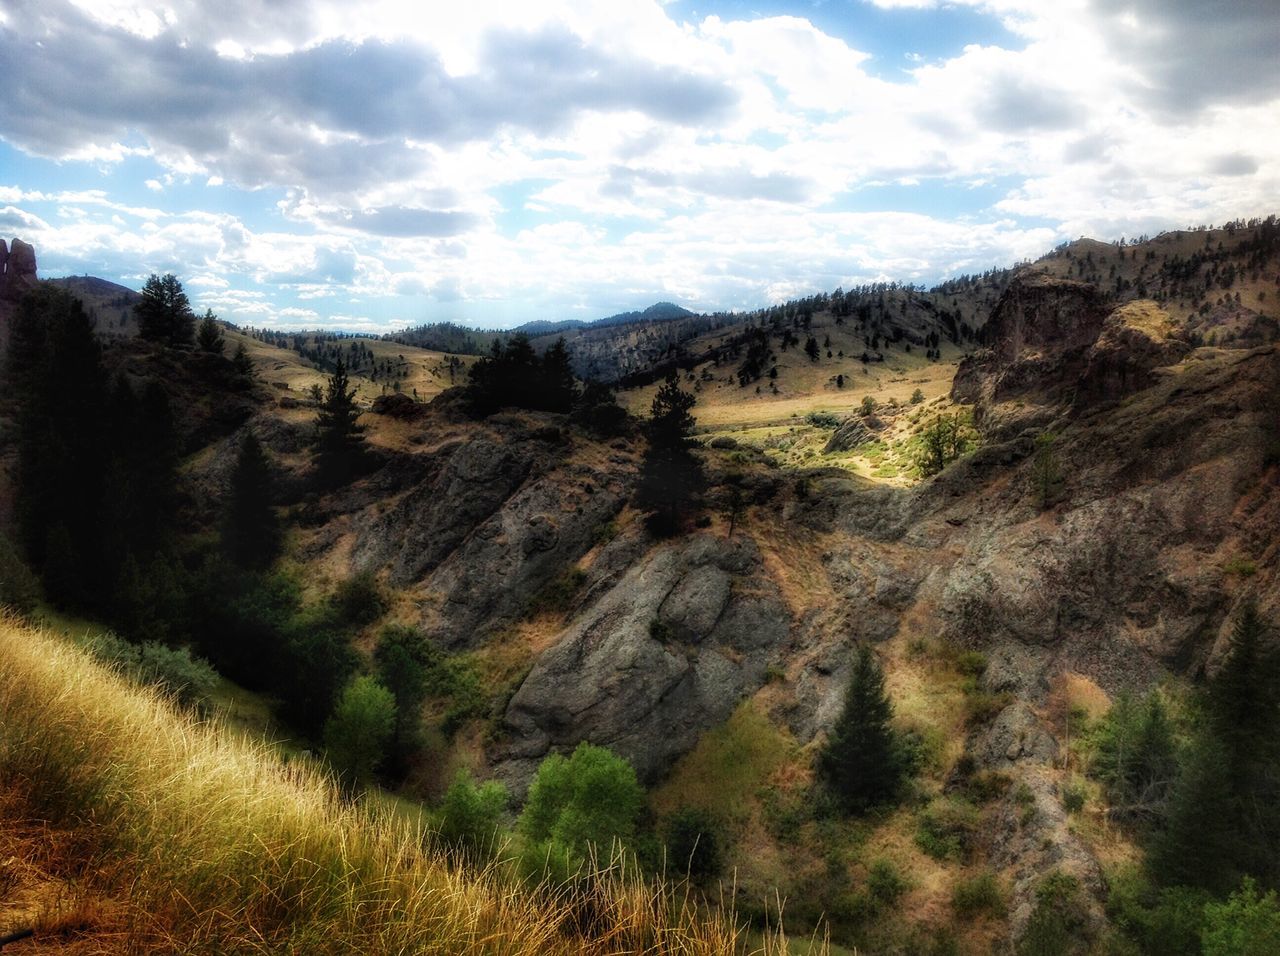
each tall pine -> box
[634,369,704,535]
[313,358,366,489]
[818,643,905,814]
[224,433,280,568]
[135,273,195,346]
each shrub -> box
[867,859,909,906]
[519,743,644,864]
[665,806,723,880]
[910,388,925,404]
[1061,777,1087,814]
[330,571,386,626]
[915,798,980,861]
[1201,878,1280,956]
[860,395,877,416]
[806,411,841,429]
[87,632,219,710]
[323,675,396,785]
[436,769,509,863]
[953,871,1006,918]
[1018,871,1087,956]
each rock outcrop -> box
[823,413,885,453]
[492,532,791,790]
[0,238,38,348]
[953,272,1194,436]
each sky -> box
[1,0,1277,331]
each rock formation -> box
[2,237,38,298]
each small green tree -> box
[518,742,644,862]
[860,395,877,416]
[437,770,509,863]
[914,412,974,477]
[231,341,254,378]
[196,309,225,354]
[375,625,432,772]
[666,806,723,880]
[313,358,366,488]
[910,388,925,404]
[818,644,905,814]
[323,675,396,785]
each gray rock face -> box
[353,437,539,586]
[493,533,791,790]
[823,413,884,453]
[426,468,627,647]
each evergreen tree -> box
[231,341,254,378]
[135,273,195,346]
[375,625,432,777]
[634,369,704,536]
[313,358,366,489]
[541,337,579,412]
[1154,605,1280,891]
[196,309,225,354]
[9,287,110,608]
[224,433,280,569]
[818,644,904,814]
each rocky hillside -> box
[6,220,1278,951]
[224,225,1276,949]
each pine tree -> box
[224,433,280,569]
[634,369,704,536]
[541,337,579,412]
[135,273,195,346]
[818,644,904,814]
[196,309,225,354]
[313,358,366,489]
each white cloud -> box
[1,0,1277,327]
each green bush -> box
[1201,878,1280,956]
[436,769,509,863]
[323,675,396,785]
[953,870,1006,918]
[519,743,644,865]
[1062,777,1087,814]
[805,411,841,429]
[915,798,980,861]
[665,806,723,880]
[1018,871,1087,956]
[87,632,219,709]
[330,571,386,626]
[867,859,909,906]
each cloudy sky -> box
[1,0,1277,330]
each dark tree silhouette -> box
[818,644,905,814]
[634,370,704,536]
[135,273,195,346]
[224,433,280,569]
[196,309,225,354]
[313,358,366,488]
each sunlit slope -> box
[0,616,794,954]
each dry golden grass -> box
[0,615,816,955]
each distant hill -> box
[45,275,141,337]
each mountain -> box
[2,219,1279,953]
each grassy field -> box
[0,615,819,954]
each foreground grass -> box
[0,615,806,954]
